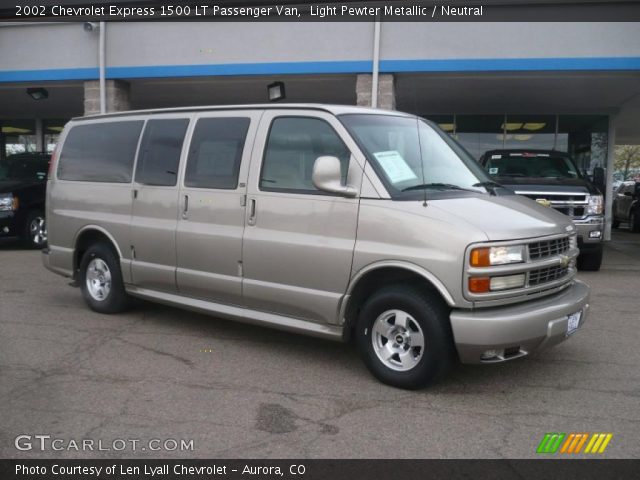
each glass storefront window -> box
[426,115,455,136]
[1,119,69,161]
[454,115,505,160]
[502,114,557,151]
[424,114,609,174]
[2,119,36,157]
[44,119,67,153]
[558,115,608,174]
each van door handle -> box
[248,198,257,226]
[182,194,189,220]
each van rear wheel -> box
[356,285,455,390]
[79,243,129,313]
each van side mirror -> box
[592,167,605,191]
[312,156,357,197]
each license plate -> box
[566,310,582,336]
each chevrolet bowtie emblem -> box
[536,199,552,208]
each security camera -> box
[83,22,98,32]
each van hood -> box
[428,193,574,241]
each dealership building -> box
[1,12,639,237]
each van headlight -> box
[470,245,525,267]
[587,194,603,215]
[0,193,17,212]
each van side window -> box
[184,117,250,189]
[135,119,189,187]
[260,117,350,193]
[58,121,144,182]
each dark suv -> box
[479,149,605,271]
[0,152,49,248]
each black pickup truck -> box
[0,152,49,248]
[479,149,605,271]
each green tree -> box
[614,145,640,180]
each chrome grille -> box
[516,191,588,219]
[466,233,577,306]
[529,265,569,286]
[528,237,570,260]
[553,205,585,217]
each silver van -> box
[43,105,590,389]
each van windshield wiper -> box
[472,180,503,196]
[401,183,474,193]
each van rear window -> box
[58,121,144,183]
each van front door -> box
[175,111,261,305]
[242,111,363,325]
[131,116,191,292]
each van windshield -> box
[339,114,492,198]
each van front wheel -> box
[79,243,129,313]
[356,285,454,389]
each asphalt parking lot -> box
[1,230,639,459]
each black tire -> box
[355,285,455,390]
[630,209,640,233]
[22,210,47,249]
[612,218,620,229]
[577,246,603,271]
[79,242,130,314]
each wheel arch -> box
[73,226,123,279]
[340,261,454,342]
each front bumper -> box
[450,279,590,364]
[0,212,17,237]
[574,216,604,246]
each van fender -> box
[74,224,124,259]
[338,260,456,326]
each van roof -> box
[73,104,413,121]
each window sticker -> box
[491,154,501,160]
[489,167,499,175]
[373,150,418,183]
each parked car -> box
[43,105,590,389]
[479,149,605,271]
[612,180,640,232]
[0,152,49,248]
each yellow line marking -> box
[590,434,606,453]
[574,433,589,454]
[584,434,598,453]
[598,434,613,453]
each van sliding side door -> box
[130,115,191,293]
[175,111,261,305]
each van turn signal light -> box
[470,248,491,267]
[469,277,491,293]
